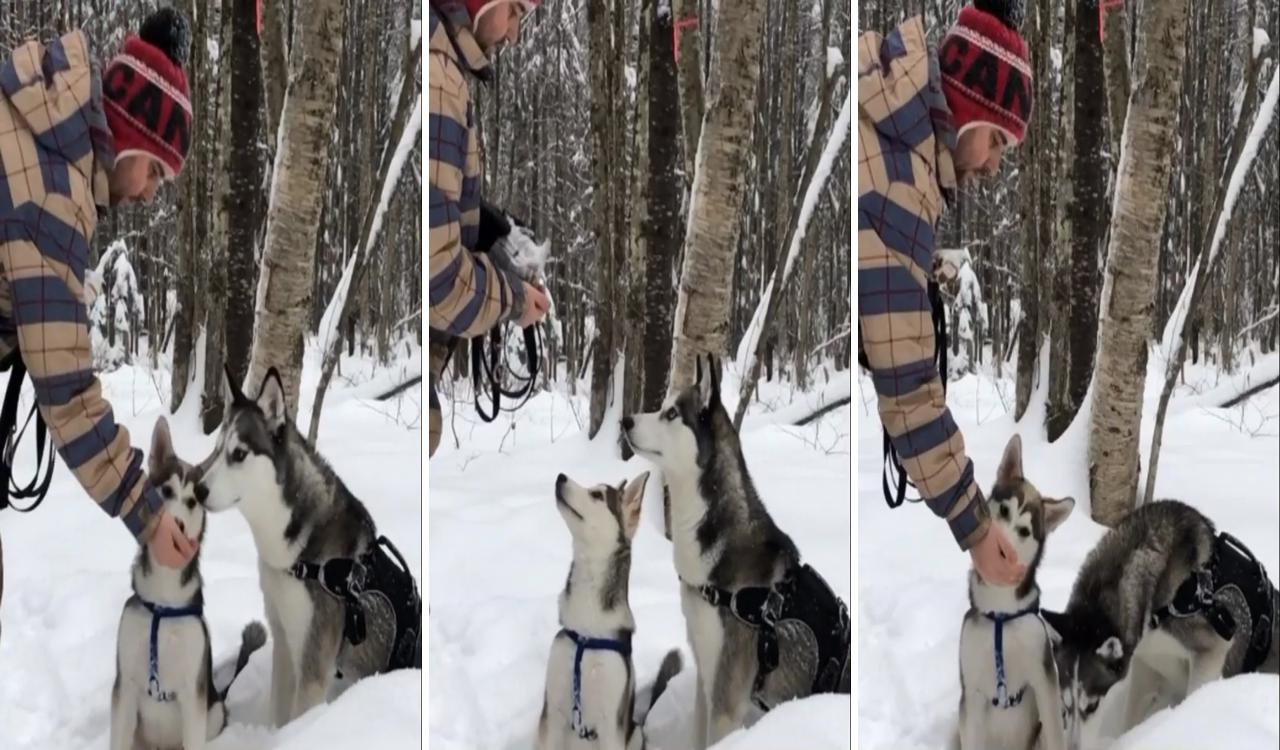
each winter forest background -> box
[0,0,423,436]
[433,0,854,438]
[861,0,1280,523]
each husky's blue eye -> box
[664,407,677,420]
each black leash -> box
[1,357,57,513]
[469,323,541,423]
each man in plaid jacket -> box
[428,0,552,457]
[858,0,1033,585]
[0,8,198,578]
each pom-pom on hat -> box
[102,7,193,178]
[938,0,1034,145]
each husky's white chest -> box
[541,634,633,749]
[959,613,1049,749]
[116,605,208,746]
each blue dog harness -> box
[140,598,203,702]
[560,628,631,740]
[983,605,1039,709]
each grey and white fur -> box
[197,367,417,728]
[1041,499,1279,747]
[956,434,1073,750]
[111,416,266,750]
[536,471,683,750]
[621,356,851,749]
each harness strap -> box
[140,599,204,703]
[561,627,632,740]
[290,554,370,645]
[982,606,1039,709]
[0,358,57,513]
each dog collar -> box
[560,628,631,740]
[139,598,203,703]
[982,605,1040,709]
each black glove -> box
[476,201,512,253]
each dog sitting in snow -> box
[111,417,264,750]
[537,470,682,750]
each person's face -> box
[954,125,1008,184]
[473,1,527,51]
[109,154,166,206]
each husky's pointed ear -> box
[997,434,1023,486]
[150,415,174,477]
[257,368,288,430]
[223,364,247,405]
[1097,636,1124,663]
[620,471,649,540]
[1043,496,1075,533]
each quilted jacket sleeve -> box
[857,18,989,551]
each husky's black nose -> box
[556,473,567,488]
[621,416,634,431]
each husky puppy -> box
[198,367,421,727]
[536,471,683,750]
[957,434,1073,750]
[111,416,265,750]
[1042,499,1278,745]
[621,355,851,749]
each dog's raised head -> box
[621,354,733,478]
[986,434,1074,590]
[147,415,207,544]
[198,365,289,514]
[554,471,648,551]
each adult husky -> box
[1042,500,1278,746]
[199,367,421,727]
[621,355,850,748]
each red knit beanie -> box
[102,7,192,179]
[465,0,540,25]
[939,0,1033,145]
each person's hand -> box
[969,524,1026,586]
[519,281,551,328]
[147,510,199,569]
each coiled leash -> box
[860,280,948,510]
[982,605,1039,709]
[470,323,542,423]
[560,628,632,740]
[0,357,57,513]
[139,599,204,702]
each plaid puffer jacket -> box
[857,17,988,550]
[0,31,164,540]
[427,1,526,457]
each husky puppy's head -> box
[984,434,1074,593]
[147,415,208,546]
[555,471,649,551]
[620,355,727,478]
[1040,605,1124,747]
[198,366,289,514]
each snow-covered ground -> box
[428,366,854,749]
[857,354,1280,750]
[0,342,422,749]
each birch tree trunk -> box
[673,0,705,187]
[1088,0,1191,526]
[1100,0,1131,164]
[246,0,346,410]
[668,0,769,393]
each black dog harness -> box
[1150,531,1276,673]
[558,628,632,740]
[689,563,850,708]
[290,535,421,670]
